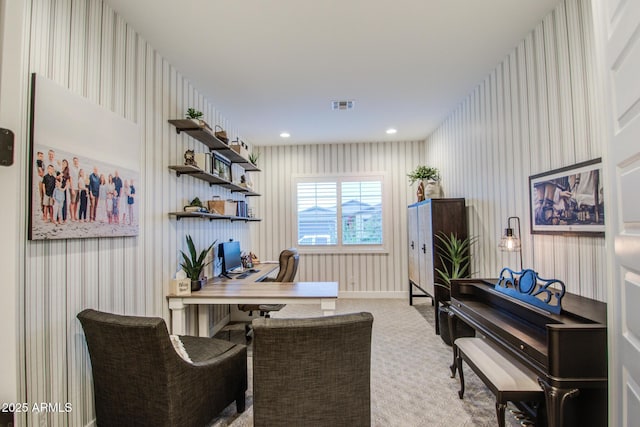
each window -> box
[294,174,387,253]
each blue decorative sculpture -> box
[495,268,566,314]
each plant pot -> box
[189,118,211,130]
[425,180,441,198]
[191,278,206,292]
[438,304,475,346]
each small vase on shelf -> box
[417,181,425,202]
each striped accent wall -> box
[18,0,254,425]
[10,0,606,425]
[424,0,607,300]
[253,141,424,296]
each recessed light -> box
[386,128,397,135]
[280,132,290,138]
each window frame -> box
[292,172,389,254]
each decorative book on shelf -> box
[494,268,566,314]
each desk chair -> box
[238,248,299,338]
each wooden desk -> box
[167,264,338,336]
[210,262,279,284]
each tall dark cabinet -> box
[407,198,467,333]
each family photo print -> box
[28,74,140,240]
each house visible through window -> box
[295,175,386,252]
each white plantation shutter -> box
[342,181,382,245]
[296,182,338,245]
[295,175,385,251]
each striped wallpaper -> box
[256,0,606,301]
[253,141,424,297]
[10,0,605,425]
[18,0,255,425]
[424,0,606,300]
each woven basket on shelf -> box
[214,125,228,143]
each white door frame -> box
[0,0,27,405]
[592,0,640,425]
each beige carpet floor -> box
[208,299,532,426]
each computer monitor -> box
[219,241,243,278]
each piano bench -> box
[455,337,544,427]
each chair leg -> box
[457,354,465,399]
[236,392,246,413]
[496,401,506,427]
[450,342,458,378]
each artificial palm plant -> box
[434,231,477,345]
[434,232,476,287]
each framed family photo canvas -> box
[529,158,604,236]
[28,74,141,240]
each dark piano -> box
[448,277,607,427]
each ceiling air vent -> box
[331,100,354,110]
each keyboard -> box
[236,269,257,279]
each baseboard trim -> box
[338,291,406,299]
[211,314,230,336]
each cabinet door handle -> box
[421,244,426,253]
[410,241,414,249]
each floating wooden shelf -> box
[168,119,229,151]
[168,119,261,225]
[169,212,261,222]
[168,165,260,196]
[168,120,260,171]
[216,147,261,171]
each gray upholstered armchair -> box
[77,309,247,427]
[252,312,374,427]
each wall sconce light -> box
[499,216,523,271]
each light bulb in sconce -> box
[506,238,514,250]
[499,228,521,251]
[499,216,523,270]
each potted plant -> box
[186,108,211,130]
[248,151,260,166]
[407,165,441,201]
[186,108,203,120]
[179,235,216,291]
[407,165,440,184]
[184,197,206,212]
[434,231,477,345]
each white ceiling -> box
[104,0,561,146]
